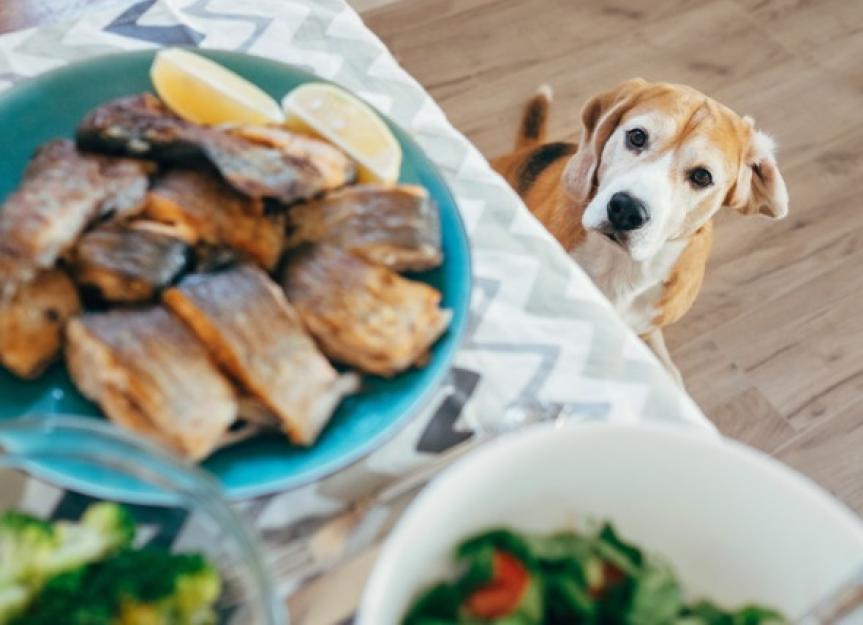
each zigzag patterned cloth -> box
[0,0,712,620]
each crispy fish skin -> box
[0,140,152,300]
[96,157,154,221]
[282,245,452,377]
[229,126,356,197]
[77,94,355,204]
[0,269,81,379]
[285,184,443,272]
[76,93,203,161]
[145,170,284,269]
[164,264,359,446]
[71,222,192,304]
[65,308,237,461]
[164,265,358,445]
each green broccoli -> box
[0,512,58,588]
[1,504,134,591]
[0,586,29,625]
[39,502,136,580]
[11,549,221,625]
[0,503,135,624]
[0,504,219,625]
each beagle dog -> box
[492,79,789,384]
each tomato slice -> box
[590,561,626,599]
[464,551,530,619]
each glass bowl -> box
[0,414,286,625]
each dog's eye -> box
[689,168,713,188]
[625,128,648,151]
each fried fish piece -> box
[236,395,281,429]
[71,221,192,304]
[192,245,243,273]
[77,94,356,204]
[164,264,359,446]
[0,269,81,379]
[282,245,452,377]
[0,140,152,300]
[145,169,284,269]
[96,157,155,221]
[65,308,237,461]
[285,184,443,272]
[229,125,356,197]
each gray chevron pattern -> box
[0,0,713,613]
[105,0,204,45]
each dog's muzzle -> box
[607,192,649,231]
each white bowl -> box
[358,423,863,625]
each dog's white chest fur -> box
[571,232,687,335]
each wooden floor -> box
[357,0,863,515]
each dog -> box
[492,79,789,384]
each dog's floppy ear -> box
[564,78,647,206]
[726,120,789,219]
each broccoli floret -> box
[83,503,136,547]
[0,504,135,625]
[0,512,58,587]
[10,549,221,625]
[0,505,218,625]
[8,566,113,625]
[103,549,221,625]
[116,565,221,625]
[39,503,135,579]
[171,565,221,624]
[0,586,29,625]
[0,504,134,588]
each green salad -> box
[0,503,220,625]
[404,523,784,625]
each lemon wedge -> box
[150,48,284,126]
[282,82,402,184]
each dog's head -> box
[564,78,788,261]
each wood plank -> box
[735,290,863,428]
[776,397,863,514]
[735,0,863,88]
[349,0,403,13]
[698,250,863,369]
[366,0,800,158]
[363,0,503,30]
[673,338,797,453]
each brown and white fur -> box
[492,79,789,385]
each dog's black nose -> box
[607,192,649,231]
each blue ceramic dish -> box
[0,50,472,502]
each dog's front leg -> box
[642,329,684,388]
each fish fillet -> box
[285,184,443,272]
[164,264,359,446]
[0,140,152,300]
[65,308,237,461]
[0,269,81,379]
[229,125,357,197]
[145,169,284,269]
[71,221,192,304]
[77,94,356,204]
[282,245,452,377]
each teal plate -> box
[0,50,472,502]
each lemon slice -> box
[150,48,284,126]
[282,83,402,184]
